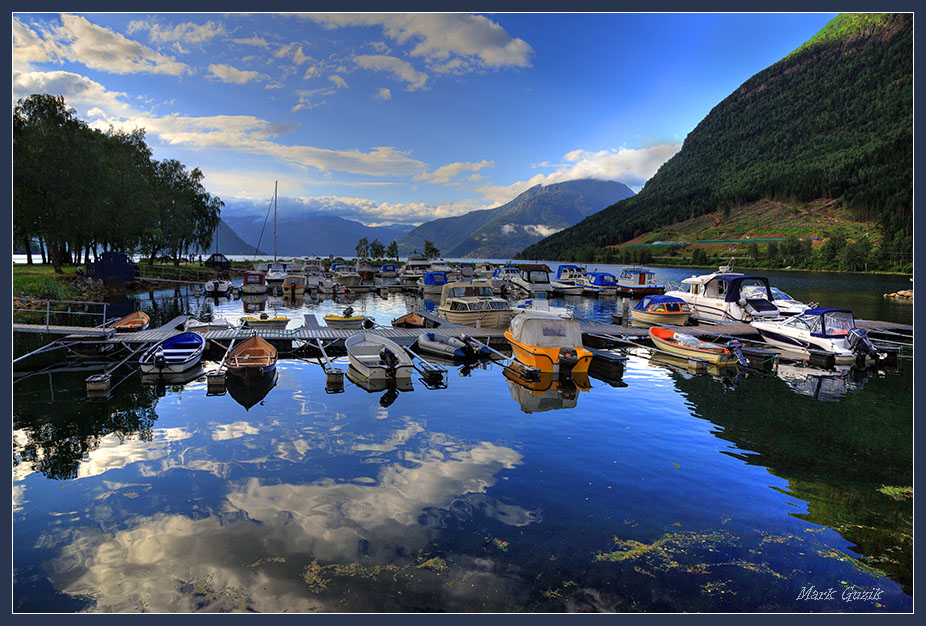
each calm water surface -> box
[12,268,912,612]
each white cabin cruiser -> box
[509,264,553,295]
[664,269,780,324]
[740,285,813,316]
[400,253,431,285]
[750,307,885,365]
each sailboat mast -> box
[273,180,278,261]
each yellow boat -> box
[241,313,289,330]
[324,306,374,330]
[504,310,592,374]
[630,295,690,327]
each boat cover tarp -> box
[509,312,583,349]
[633,294,687,311]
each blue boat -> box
[139,332,205,375]
[579,271,618,296]
[418,271,449,295]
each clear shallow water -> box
[12,270,912,612]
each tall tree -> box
[386,240,399,260]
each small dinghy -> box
[184,312,234,333]
[648,326,742,367]
[392,312,425,328]
[414,332,492,360]
[241,312,289,330]
[324,306,374,330]
[226,335,277,383]
[139,332,205,374]
[630,295,690,327]
[112,310,149,332]
[345,332,414,381]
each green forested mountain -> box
[519,13,912,263]
[401,178,634,258]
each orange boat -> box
[226,335,278,384]
[648,326,739,366]
[112,310,150,332]
[504,310,592,374]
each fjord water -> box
[12,268,912,612]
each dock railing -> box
[12,298,109,331]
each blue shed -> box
[86,252,139,282]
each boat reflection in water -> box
[346,365,414,408]
[226,368,278,410]
[140,366,205,396]
[647,351,744,391]
[775,362,873,402]
[503,368,590,413]
[241,293,268,314]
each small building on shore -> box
[204,253,232,271]
[85,251,139,283]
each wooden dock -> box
[17,312,911,353]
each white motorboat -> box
[509,264,553,295]
[664,264,780,324]
[750,307,885,364]
[488,264,521,292]
[241,270,268,295]
[345,332,415,381]
[184,313,234,333]
[436,280,514,328]
[204,278,233,296]
[741,284,813,316]
[400,253,431,285]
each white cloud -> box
[522,224,562,237]
[303,65,322,79]
[373,87,392,101]
[104,113,427,178]
[328,75,348,89]
[354,54,428,90]
[230,36,269,48]
[293,46,311,64]
[208,63,266,84]
[42,14,188,76]
[13,70,135,119]
[415,159,494,184]
[128,18,227,45]
[12,18,64,71]
[478,145,681,204]
[306,14,532,72]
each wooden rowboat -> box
[226,335,277,383]
[112,310,150,332]
[648,326,739,366]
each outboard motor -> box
[458,333,478,358]
[558,347,580,374]
[342,306,354,318]
[379,346,400,378]
[154,348,167,371]
[847,327,879,359]
[725,339,749,367]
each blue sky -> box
[13,12,836,226]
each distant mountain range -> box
[220,214,414,257]
[399,179,634,258]
[206,218,267,256]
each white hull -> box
[241,284,268,294]
[346,333,414,381]
[437,307,513,328]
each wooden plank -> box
[13,323,114,337]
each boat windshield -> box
[821,310,854,336]
[524,271,549,283]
